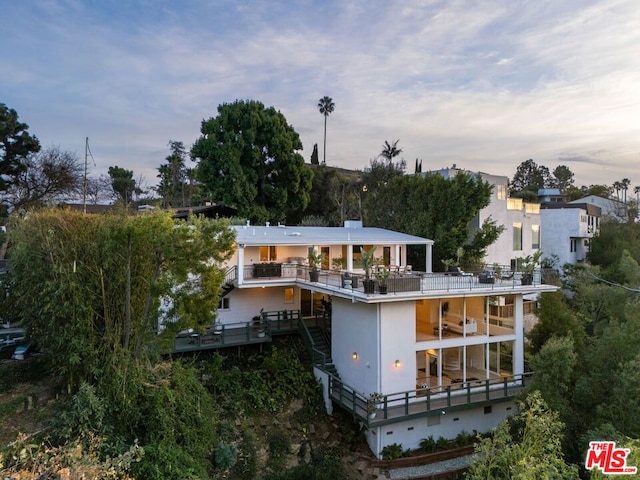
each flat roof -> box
[233,225,433,247]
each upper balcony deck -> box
[231,263,557,300]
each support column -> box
[237,245,245,286]
[513,294,524,376]
[394,244,401,266]
[346,245,353,273]
[426,243,433,273]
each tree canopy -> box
[0,102,41,193]
[192,100,313,224]
[362,170,496,268]
[4,209,235,388]
[108,165,138,204]
[156,140,189,208]
[1,146,82,211]
[510,159,575,196]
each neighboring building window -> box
[218,298,230,310]
[284,287,294,304]
[531,225,540,249]
[496,184,506,200]
[513,223,522,250]
[570,239,577,253]
[259,246,277,262]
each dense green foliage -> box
[108,165,138,203]
[588,222,640,279]
[0,102,41,193]
[520,226,640,469]
[362,170,496,268]
[467,392,579,479]
[5,209,235,388]
[192,99,313,224]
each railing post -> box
[504,376,508,396]
[426,389,431,411]
[466,382,471,403]
[485,379,490,400]
[447,386,451,406]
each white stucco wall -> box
[215,286,299,326]
[380,302,417,394]
[366,400,517,457]
[540,208,591,266]
[332,299,381,396]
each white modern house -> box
[205,221,555,458]
[569,195,627,223]
[540,203,601,267]
[429,168,541,267]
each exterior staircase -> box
[221,266,236,297]
[306,325,338,378]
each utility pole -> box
[83,137,89,214]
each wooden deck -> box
[171,309,317,353]
[329,373,530,427]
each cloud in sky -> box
[2,0,639,189]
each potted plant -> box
[517,250,542,285]
[360,246,377,294]
[308,249,324,282]
[367,392,383,419]
[375,266,390,294]
[252,308,265,338]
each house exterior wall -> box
[430,168,541,266]
[570,195,627,222]
[366,401,517,457]
[380,302,417,394]
[540,207,593,266]
[216,286,299,326]
[332,299,380,395]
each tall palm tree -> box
[380,139,402,162]
[317,96,335,165]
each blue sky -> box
[2,0,639,190]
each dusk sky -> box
[2,0,639,190]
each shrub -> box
[230,429,258,480]
[420,435,437,453]
[381,443,404,460]
[214,443,238,470]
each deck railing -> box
[329,372,532,425]
[240,263,551,294]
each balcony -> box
[235,263,554,297]
[328,372,531,426]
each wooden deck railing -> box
[329,373,532,426]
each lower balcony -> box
[328,373,531,427]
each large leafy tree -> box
[363,171,495,268]
[317,96,335,165]
[192,100,313,224]
[1,146,82,211]
[108,165,138,204]
[510,158,551,196]
[0,102,41,193]
[5,209,235,389]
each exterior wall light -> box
[352,352,358,359]
[395,359,401,368]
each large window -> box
[513,223,522,250]
[496,184,507,200]
[259,246,277,262]
[531,225,540,249]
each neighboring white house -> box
[540,203,601,267]
[569,195,627,223]
[213,221,555,458]
[429,168,541,267]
